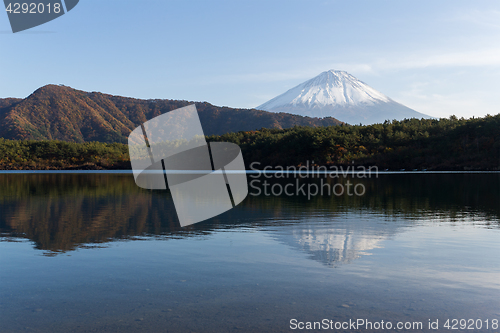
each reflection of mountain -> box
[0,174,175,253]
[270,217,399,267]
[5,194,166,252]
[0,174,271,253]
[1,173,499,255]
[292,229,385,265]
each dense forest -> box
[0,140,129,170]
[209,114,500,170]
[1,114,499,170]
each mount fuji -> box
[257,70,431,125]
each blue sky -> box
[1,0,499,119]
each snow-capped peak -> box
[259,70,390,111]
[257,70,430,125]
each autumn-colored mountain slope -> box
[0,98,21,109]
[0,85,343,143]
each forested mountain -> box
[0,98,21,109]
[0,85,343,143]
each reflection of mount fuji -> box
[270,218,398,267]
[292,229,385,266]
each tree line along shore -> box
[0,115,499,171]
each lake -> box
[1,173,499,332]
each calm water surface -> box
[1,174,499,332]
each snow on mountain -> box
[257,70,431,125]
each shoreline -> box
[1,170,499,174]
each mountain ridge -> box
[0,85,344,143]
